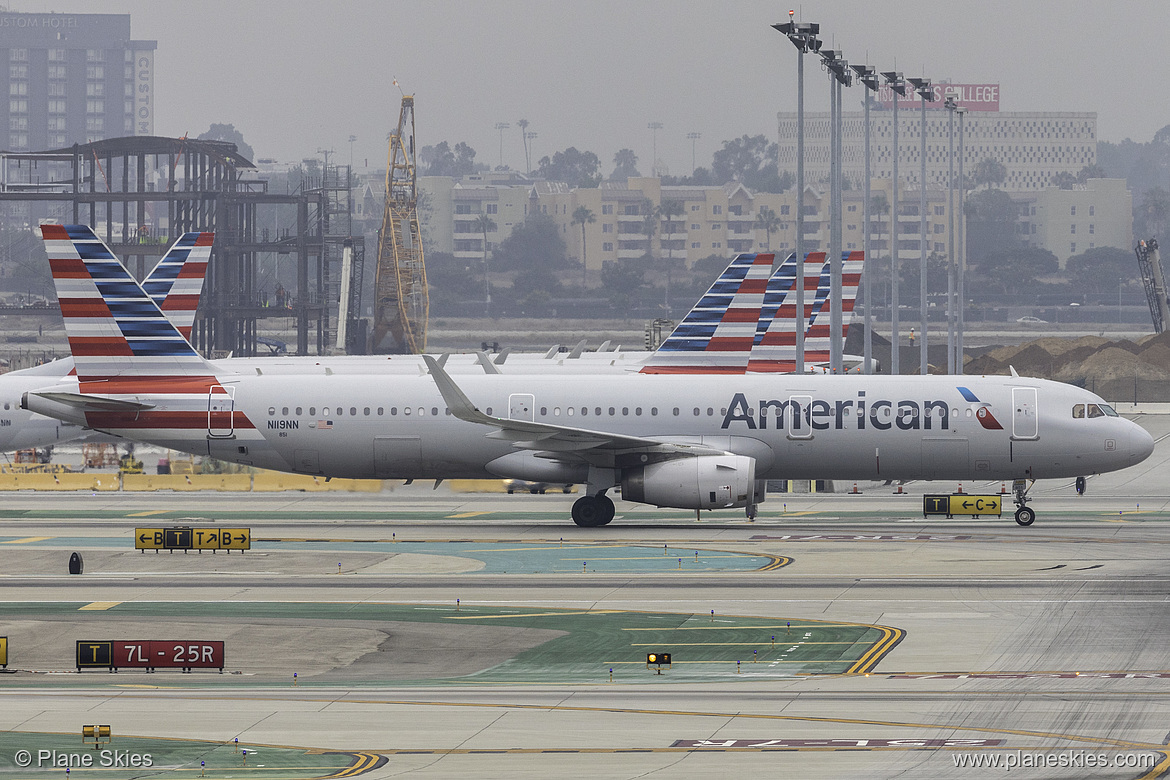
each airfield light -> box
[647,652,672,674]
[773,14,821,373]
[883,70,908,374]
[908,76,933,375]
[853,63,880,373]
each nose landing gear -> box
[1013,479,1036,526]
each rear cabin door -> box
[207,386,235,438]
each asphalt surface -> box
[0,412,1168,778]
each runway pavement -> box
[0,414,1168,778]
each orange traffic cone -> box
[851,482,860,494]
[1000,482,1007,494]
[957,482,964,494]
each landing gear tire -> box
[597,495,615,525]
[572,494,615,527]
[1014,506,1035,526]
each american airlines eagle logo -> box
[958,387,1004,430]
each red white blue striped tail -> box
[42,224,218,387]
[808,250,864,345]
[640,253,775,374]
[753,252,798,347]
[142,232,213,340]
[746,252,826,372]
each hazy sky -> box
[50,1,1170,174]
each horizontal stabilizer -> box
[30,391,155,411]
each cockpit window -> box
[1072,404,1085,419]
[1100,404,1119,417]
[1087,404,1104,418]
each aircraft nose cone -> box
[1130,423,1155,463]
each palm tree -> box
[472,213,497,315]
[755,205,781,251]
[571,206,596,285]
[611,148,640,181]
[517,118,530,174]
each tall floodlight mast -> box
[773,11,822,375]
[373,94,428,354]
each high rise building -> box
[778,84,1097,192]
[0,12,156,151]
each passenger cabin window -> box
[1073,404,1085,418]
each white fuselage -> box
[27,372,1152,485]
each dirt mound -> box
[1029,335,1111,356]
[1001,343,1056,378]
[1055,347,1170,383]
[964,353,1006,376]
[1137,342,1170,371]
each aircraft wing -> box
[424,356,721,459]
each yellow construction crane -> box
[372,95,428,353]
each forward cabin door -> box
[1011,387,1039,440]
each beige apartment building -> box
[418,172,1129,274]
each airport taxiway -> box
[0,412,1168,778]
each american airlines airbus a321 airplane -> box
[0,233,862,451]
[23,225,1154,527]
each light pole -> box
[852,64,879,374]
[823,51,852,374]
[348,135,356,169]
[647,122,663,177]
[687,132,701,175]
[944,90,958,374]
[882,71,908,374]
[956,105,967,374]
[773,12,821,375]
[908,77,932,375]
[494,122,510,169]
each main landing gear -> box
[1012,479,1036,526]
[572,492,616,527]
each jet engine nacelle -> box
[621,455,756,510]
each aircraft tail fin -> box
[746,252,826,372]
[41,224,218,387]
[141,232,213,340]
[640,252,775,374]
[809,250,864,344]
